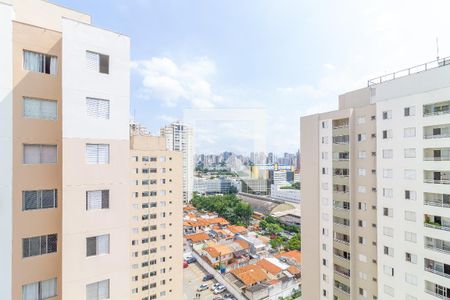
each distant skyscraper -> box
[161,122,194,203]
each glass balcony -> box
[334,280,350,294]
[334,233,350,245]
[333,200,350,210]
[424,148,450,161]
[333,216,350,227]
[333,119,349,129]
[424,101,450,117]
[424,171,450,185]
[425,214,450,231]
[333,135,350,145]
[424,124,450,139]
[334,248,351,261]
[425,237,450,255]
[333,152,349,161]
[334,264,351,278]
[424,193,450,208]
[425,258,450,279]
[425,280,450,299]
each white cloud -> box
[133,57,223,108]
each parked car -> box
[187,257,197,264]
[203,274,214,281]
[214,285,226,294]
[197,284,209,292]
[183,261,189,268]
[211,283,221,290]
[212,297,224,300]
[223,293,233,299]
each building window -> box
[23,189,57,211]
[382,110,392,120]
[382,188,393,198]
[404,106,415,117]
[86,144,109,164]
[86,234,110,257]
[383,169,393,178]
[357,116,366,124]
[23,50,57,75]
[404,190,416,200]
[382,149,393,159]
[383,265,394,276]
[404,211,416,222]
[384,284,394,297]
[382,130,392,139]
[383,226,394,237]
[22,278,57,300]
[404,148,416,158]
[404,127,416,138]
[358,151,366,159]
[86,51,109,74]
[358,168,366,176]
[404,231,417,243]
[383,207,393,217]
[86,190,109,210]
[405,273,417,286]
[357,133,366,142]
[86,279,110,300]
[86,98,110,119]
[384,246,394,257]
[23,234,57,258]
[23,97,57,120]
[23,144,57,164]
[404,169,416,180]
[405,252,417,264]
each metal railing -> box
[424,200,450,208]
[425,267,450,279]
[424,179,450,185]
[368,56,450,86]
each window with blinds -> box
[23,50,57,75]
[86,279,110,300]
[86,97,110,119]
[23,144,57,164]
[86,144,109,164]
[86,50,109,74]
[23,189,57,211]
[86,234,110,257]
[23,97,57,120]
[86,190,109,210]
[22,278,57,300]
[23,234,57,258]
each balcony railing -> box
[425,222,450,232]
[334,269,350,278]
[424,109,450,117]
[424,200,450,208]
[424,179,450,185]
[425,244,450,255]
[334,254,350,262]
[425,288,450,299]
[424,156,450,161]
[368,56,450,86]
[424,132,450,139]
[425,267,450,279]
[334,238,350,245]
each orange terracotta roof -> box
[205,247,221,258]
[287,265,301,275]
[206,217,229,225]
[257,259,282,275]
[186,232,210,243]
[267,279,280,285]
[234,239,250,250]
[275,250,301,264]
[230,264,268,286]
[183,206,195,211]
[228,225,247,234]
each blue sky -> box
[55,0,450,154]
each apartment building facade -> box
[301,58,450,300]
[130,125,183,300]
[160,122,194,203]
[301,91,378,300]
[0,1,130,299]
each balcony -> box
[334,233,350,245]
[333,119,349,129]
[425,258,450,279]
[334,280,351,294]
[424,101,450,117]
[424,124,450,139]
[425,280,450,299]
[425,237,450,255]
[333,135,350,145]
[424,171,450,185]
[333,201,350,211]
[334,264,351,278]
[424,193,450,208]
[425,215,450,232]
[424,148,450,161]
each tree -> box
[286,233,301,250]
[270,236,284,249]
[266,223,283,235]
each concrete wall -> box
[61,18,130,299]
[0,3,13,299]
[300,114,321,300]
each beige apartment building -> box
[129,124,183,300]
[301,89,378,300]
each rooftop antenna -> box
[436,37,440,61]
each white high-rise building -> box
[161,122,194,203]
[301,58,450,300]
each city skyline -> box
[53,0,450,154]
